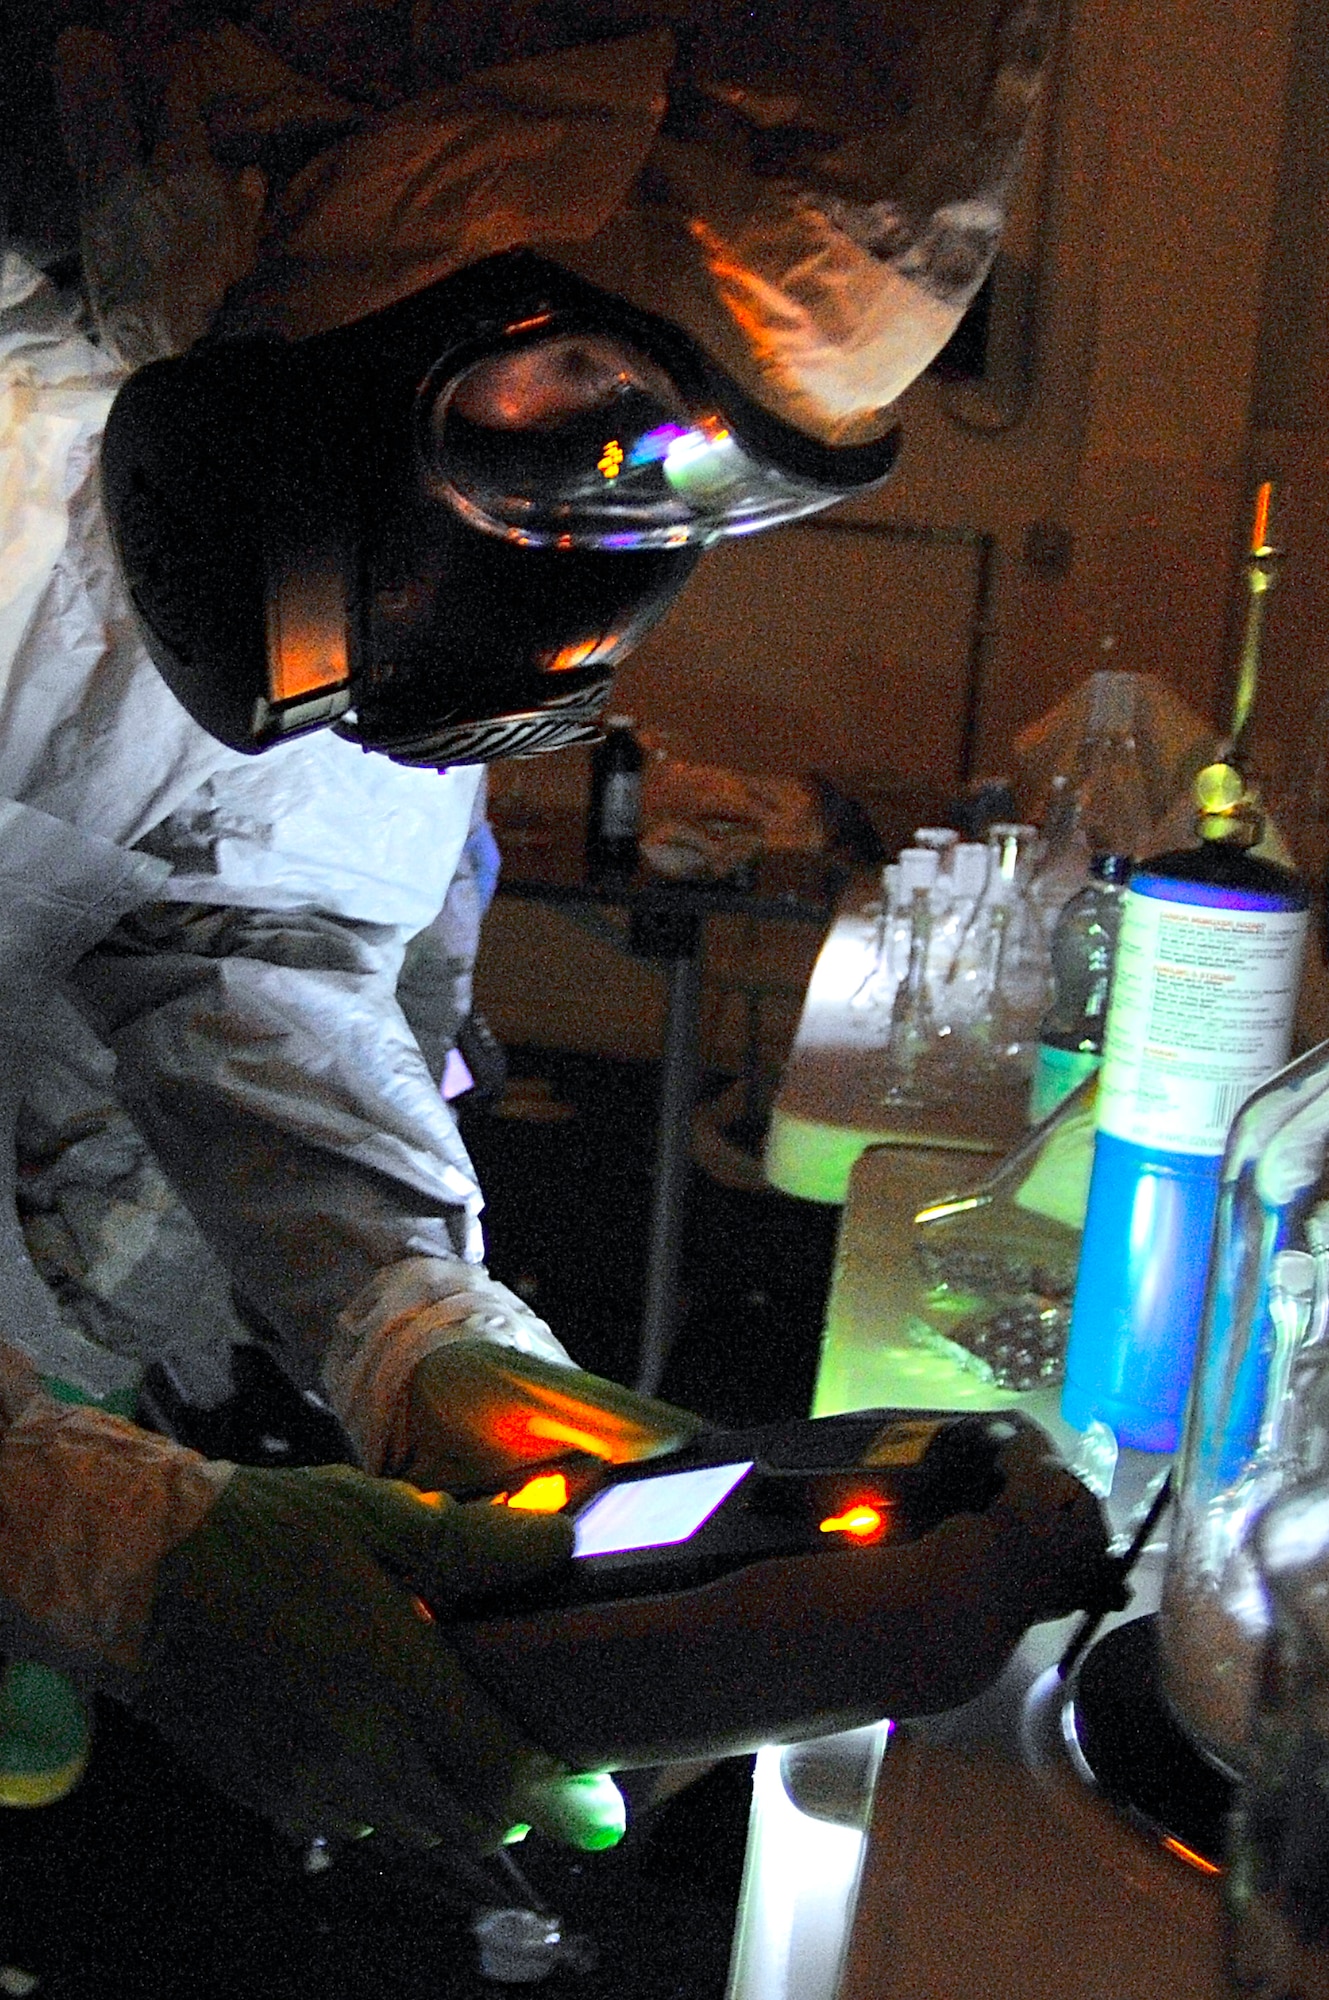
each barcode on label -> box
[1210,1080,1250,1133]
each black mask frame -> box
[102,251,900,767]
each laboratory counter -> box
[726,1022,1227,1999]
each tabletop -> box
[824,1145,1226,2000]
[727,1140,1227,2000]
[493,808,850,927]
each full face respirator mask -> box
[101,251,901,767]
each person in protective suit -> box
[0,0,1052,1857]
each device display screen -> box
[573,1462,754,1558]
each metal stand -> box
[494,830,845,1398]
[628,896,706,1396]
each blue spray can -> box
[1062,835,1308,1451]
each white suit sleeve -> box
[65,899,573,1471]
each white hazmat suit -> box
[0,0,1052,1846]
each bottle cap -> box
[897,847,941,895]
[951,843,989,897]
[1088,853,1133,884]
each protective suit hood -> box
[204,1,1050,443]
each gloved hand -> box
[324,1259,705,1492]
[403,1342,706,1497]
[133,1462,625,1851]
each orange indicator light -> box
[598,440,624,481]
[544,638,602,673]
[524,1415,621,1462]
[1160,1835,1222,1877]
[819,1505,885,1539]
[505,1473,570,1514]
[1251,479,1273,554]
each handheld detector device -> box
[451,1406,1122,1771]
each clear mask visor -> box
[422,332,877,551]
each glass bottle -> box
[1027,853,1131,1125]
[1224,1478,1329,1999]
[1027,663,1154,941]
[931,841,991,1027]
[1159,1039,1329,1777]
[986,822,1050,1022]
[960,823,1049,1080]
[1070,666,1155,853]
[850,861,899,1013]
[586,714,644,872]
[880,880,945,1105]
[853,847,938,1024]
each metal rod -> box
[1057,1471,1174,1684]
[636,949,705,1396]
[1228,479,1280,764]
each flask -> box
[586,715,643,872]
[1071,666,1154,852]
[1061,486,1307,1453]
[854,847,938,1024]
[1027,854,1131,1124]
[966,823,1048,1077]
[1026,661,1154,938]
[1158,1043,1329,1776]
[932,841,995,1027]
[1222,1478,1329,1997]
[880,874,944,1104]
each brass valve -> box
[1193,757,1263,848]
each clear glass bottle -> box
[853,846,938,1025]
[985,822,1050,1034]
[880,880,946,1105]
[1025,664,1155,944]
[850,861,899,1014]
[1070,668,1155,852]
[931,841,992,1027]
[1223,1477,1329,2000]
[1159,1038,1329,1779]
[1027,853,1131,1124]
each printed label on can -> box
[1096,889,1306,1155]
[598,772,642,841]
